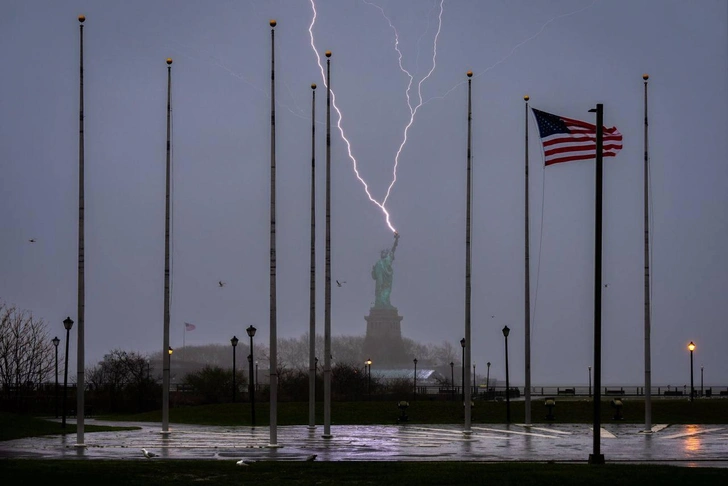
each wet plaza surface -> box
[1,420,726,467]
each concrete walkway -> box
[1,420,727,467]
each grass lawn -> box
[2,459,727,485]
[0,412,140,442]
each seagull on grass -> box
[305,454,317,462]
[141,448,157,458]
[236,459,250,466]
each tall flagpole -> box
[76,14,86,447]
[588,103,605,465]
[524,94,532,426]
[642,73,652,432]
[162,57,173,436]
[308,83,317,430]
[463,71,473,435]
[268,19,279,447]
[322,50,333,439]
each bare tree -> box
[0,303,55,397]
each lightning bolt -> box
[308,0,445,232]
[309,0,396,233]
[424,0,599,105]
[363,0,444,206]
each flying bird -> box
[219,281,226,287]
[336,280,346,287]
[141,448,157,459]
[28,239,36,243]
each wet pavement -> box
[1,420,727,467]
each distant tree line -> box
[0,300,461,414]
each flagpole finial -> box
[466,71,473,78]
[524,95,530,102]
[325,51,332,58]
[270,19,277,27]
[311,83,317,89]
[642,73,649,81]
[78,15,85,23]
[166,58,173,65]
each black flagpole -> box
[588,103,604,465]
[642,74,652,432]
[76,14,86,447]
[524,94,532,425]
[308,83,317,430]
[323,50,333,439]
[269,19,278,446]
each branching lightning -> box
[423,0,599,105]
[309,0,445,232]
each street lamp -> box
[413,358,418,400]
[256,360,259,391]
[168,347,173,387]
[230,336,239,403]
[450,361,454,401]
[52,336,60,418]
[688,341,695,402]
[365,358,372,400]
[473,363,476,395]
[460,338,466,402]
[502,325,511,424]
[246,325,257,425]
[486,361,491,394]
[61,317,74,428]
[701,365,704,397]
[588,365,592,398]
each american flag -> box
[185,322,196,331]
[532,108,623,166]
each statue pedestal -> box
[363,307,407,367]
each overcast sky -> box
[1,0,726,387]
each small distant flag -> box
[185,322,196,331]
[532,108,623,166]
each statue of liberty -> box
[371,232,399,309]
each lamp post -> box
[365,358,372,401]
[473,363,476,395]
[688,341,695,402]
[486,361,491,394]
[413,358,418,400]
[52,336,60,418]
[450,361,454,401]
[701,365,704,397]
[502,325,511,424]
[256,361,259,392]
[168,346,173,386]
[588,365,592,398]
[230,336,238,403]
[61,317,73,428]
[460,338,465,402]
[247,325,256,425]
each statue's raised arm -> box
[390,232,400,260]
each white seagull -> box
[141,448,157,459]
[236,459,250,466]
[305,454,317,462]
